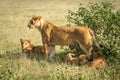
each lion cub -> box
[65,53,89,65]
[20,39,44,58]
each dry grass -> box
[0,55,119,80]
[0,0,119,51]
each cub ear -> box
[38,16,42,20]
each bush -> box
[66,1,120,63]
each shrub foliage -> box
[66,1,120,62]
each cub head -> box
[79,54,88,64]
[20,39,33,53]
[91,51,104,59]
[28,16,44,29]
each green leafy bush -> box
[66,1,120,63]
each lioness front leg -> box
[44,43,49,60]
[48,45,55,61]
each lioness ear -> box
[38,16,42,20]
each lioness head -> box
[20,39,33,53]
[28,16,44,29]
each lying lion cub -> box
[65,53,89,65]
[65,52,106,69]
[28,16,101,61]
[20,39,44,57]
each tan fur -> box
[91,52,107,69]
[28,16,101,60]
[65,53,79,65]
[79,54,89,65]
[64,52,106,68]
[91,59,106,69]
[65,53,89,65]
[20,39,44,57]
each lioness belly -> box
[50,34,76,45]
[48,27,87,45]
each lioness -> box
[28,16,101,61]
[20,39,44,57]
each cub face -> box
[28,16,42,29]
[20,39,32,53]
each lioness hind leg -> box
[78,42,93,61]
[86,45,93,61]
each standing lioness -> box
[28,16,100,61]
